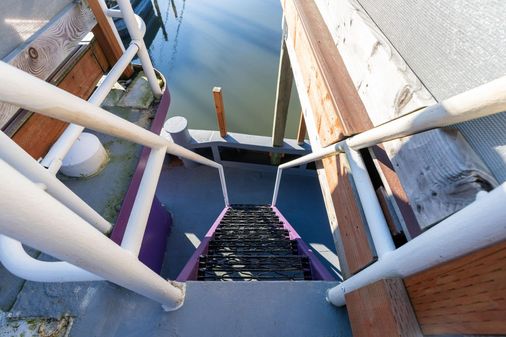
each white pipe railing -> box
[271,75,506,307]
[344,146,396,257]
[0,132,112,234]
[0,160,184,310]
[41,43,140,173]
[0,59,228,306]
[42,3,150,175]
[0,62,230,206]
[327,183,506,306]
[121,147,167,254]
[116,0,162,97]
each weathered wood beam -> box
[405,240,506,335]
[313,0,497,229]
[296,112,306,145]
[271,38,293,147]
[345,279,423,337]
[282,0,371,146]
[282,0,376,273]
[88,0,134,78]
[0,2,97,129]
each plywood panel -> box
[0,3,96,128]
[345,279,422,337]
[405,241,506,335]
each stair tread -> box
[197,204,313,281]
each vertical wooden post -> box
[88,0,134,78]
[271,38,293,147]
[213,87,227,138]
[296,112,306,145]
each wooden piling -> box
[271,39,293,147]
[296,112,306,145]
[213,87,227,138]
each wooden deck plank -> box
[345,279,422,337]
[405,241,506,335]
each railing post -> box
[327,183,506,306]
[0,160,185,310]
[116,0,163,97]
[88,0,134,78]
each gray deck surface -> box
[11,281,350,337]
[6,163,348,336]
[157,164,342,280]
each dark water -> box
[143,0,301,138]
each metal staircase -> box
[178,205,334,282]
[199,205,312,281]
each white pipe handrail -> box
[0,160,184,310]
[0,132,112,234]
[121,147,167,254]
[41,42,140,173]
[327,183,506,306]
[271,75,506,308]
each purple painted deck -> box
[110,90,172,274]
[176,207,229,281]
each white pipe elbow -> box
[0,235,102,282]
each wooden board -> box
[0,2,96,128]
[88,0,134,78]
[405,240,506,335]
[12,41,106,159]
[345,278,422,337]
[282,0,371,146]
[311,0,497,229]
[370,145,421,239]
[322,154,375,274]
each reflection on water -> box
[144,0,300,138]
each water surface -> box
[145,0,301,138]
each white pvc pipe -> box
[271,167,283,206]
[121,147,167,254]
[41,43,140,172]
[116,0,163,97]
[271,142,344,205]
[348,75,506,150]
[0,235,101,282]
[327,182,506,306]
[344,145,395,257]
[0,132,112,234]
[218,166,230,206]
[0,160,185,310]
[0,61,229,208]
